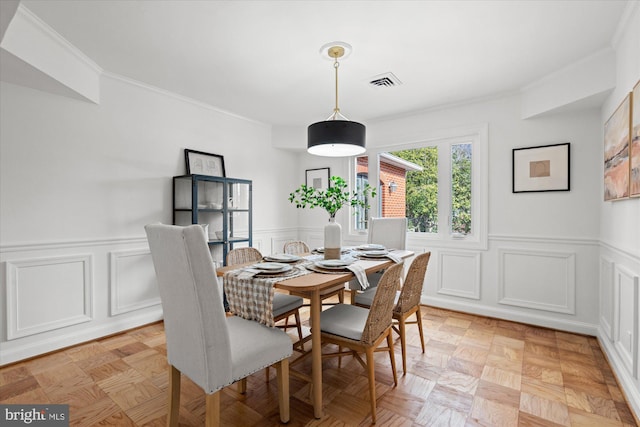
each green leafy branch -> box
[288,176,376,218]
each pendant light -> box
[307,43,366,157]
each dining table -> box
[216,248,415,418]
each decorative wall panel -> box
[437,251,481,300]
[6,254,93,339]
[613,265,638,377]
[499,249,575,314]
[109,249,160,316]
[600,256,615,340]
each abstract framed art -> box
[604,94,631,201]
[631,80,640,197]
[512,143,570,193]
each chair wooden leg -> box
[338,288,344,303]
[276,359,290,423]
[294,311,303,346]
[416,306,426,353]
[204,391,220,427]
[365,347,377,424]
[167,365,181,427]
[387,332,398,386]
[398,316,408,374]
[237,378,247,394]
[350,289,359,304]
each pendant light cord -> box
[334,57,340,118]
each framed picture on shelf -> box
[185,149,226,177]
[512,143,570,193]
[306,168,330,190]
[604,95,630,201]
[631,80,640,197]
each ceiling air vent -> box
[368,72,402,88]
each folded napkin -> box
[386,252,403,263]
[347,263,370,290]
[237,268,261,279]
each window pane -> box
[451,143,472,234]
[388,147,438,233]
[354,156,370,230]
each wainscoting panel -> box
[437,251,481,300]
[613,265,639,377]
[6,254,93,340]
[270,235,298,255]
[109,249,160,316]
[498,248,576,314]
[600,255,615,341]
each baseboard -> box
[598,326,640,423]
[0,310,163,366]
[423,296,599,336]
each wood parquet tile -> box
[1,303,638,426]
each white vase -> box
[324,216,342,260]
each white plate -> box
[357,244,386,251]
[253,262,290,271]
[256,265,293,275]
[314,247,351,254]
[264,254,301,263]
[360,250,389,257]
[315,258,355,269]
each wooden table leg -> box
[310,289,323,418]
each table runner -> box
[223,264,312,327]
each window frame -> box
[348,124,488,250]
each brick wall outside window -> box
[357,157,406,218]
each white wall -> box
[0,74,299,363]
[1,4,638,418]
[597,2,640,419]
[288,93,602,333]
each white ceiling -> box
[19,0,629,127]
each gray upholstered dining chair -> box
[367,217,408,251]
[319,262,404,424]
[349,217,408,298]
[145,224,291,426]
[226,247,304,346]
[354,251,431,374]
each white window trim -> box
[348,123,488,250]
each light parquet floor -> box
[1,302,637,426]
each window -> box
[451,143,472,235]
[354,171,370,230]
[350,125,487,249]
[390,147,439,233]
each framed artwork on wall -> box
[512,142,571,193]
[185,149,226,177]
[604,94,631,201]
[512,143,570,193]
[305,168,330,190]
[631,80,640,197]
